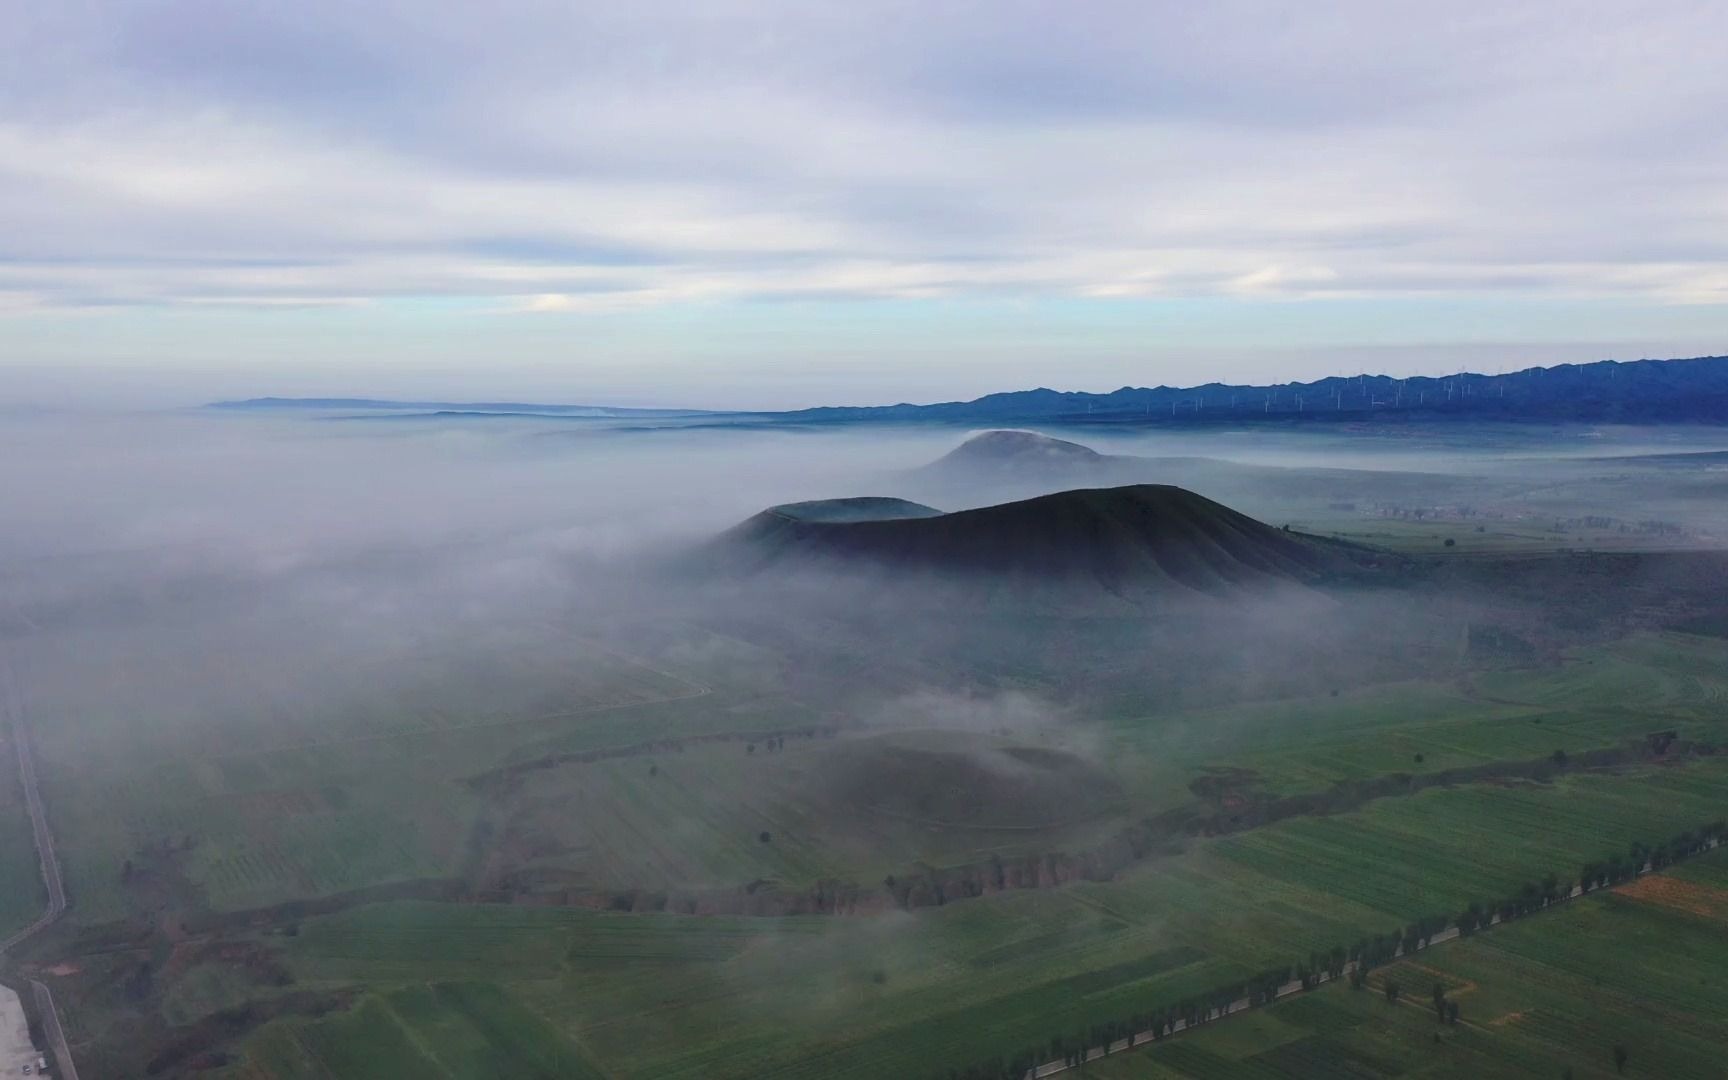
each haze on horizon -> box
[1,0,1726,408]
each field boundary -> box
[889,736,1700,916]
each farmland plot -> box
[1090,847,1728,1079]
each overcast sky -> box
[3,1,1726,407]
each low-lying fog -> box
[6,406,1728,753]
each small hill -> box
[708,484,1383,606]
[906,430,1482,522]
[928,429,1107,472]
[911,430,1144,505]
[912,429,1275,488]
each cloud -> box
[0,0,1726,316]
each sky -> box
[2,0,1727,408]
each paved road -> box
[30,980,79,1080]
[0,645,77,1079]
[0,683,65,953]
[0,649,65,951]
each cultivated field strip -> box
[1088,849,1728,1078]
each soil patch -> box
[1617,874,1728,918]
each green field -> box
[1089,847,1728,1079]
[48,626,1728,927]
[239,982,607,1080]
[16,609,1728,1077]
[15,387,1728,1080]
[186,751,1728,1079]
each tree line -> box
[939,817,1727,1080]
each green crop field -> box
[238,983,608,1080]
[16,371,1728,1080]
[20,613,1728,1078]
[1088,846,1728,1079]
[190,747,1728,1079]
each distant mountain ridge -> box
[782,354,1728,425]
[206,397,712,417]
[209,354,1728,426]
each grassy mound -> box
[922,429,1107,475]
[803,731,1122,830]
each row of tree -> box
[1579,821,1726,892]
[940,818,1726,1080]
[1455,872,1563,934]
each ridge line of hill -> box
[781,354,1728,424]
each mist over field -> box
[8,409,1728,744]
[8,0,1728,1072]
[10,406,1728,1078]
[0,411,1478,695]
[0,412,1378,635]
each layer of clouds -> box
[2,0,1727,313]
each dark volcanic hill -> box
[710,484,1386,607]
